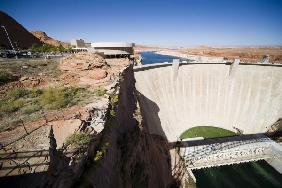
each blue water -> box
[140,51,189,65]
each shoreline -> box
[154,50,226,63]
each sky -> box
[1,0,282,47]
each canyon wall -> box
[44,65,175,188]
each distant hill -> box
[31,31,70,48]
[0,11,42,49]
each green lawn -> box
[180,126,237,139]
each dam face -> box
[134,63,282,142]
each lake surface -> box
[140,51,188,64]
[140,51,282,188]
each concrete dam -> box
[134,61,282,142]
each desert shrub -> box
[21,103,41,114]
[6,87,89,112]
[0,70,15,85]
[65,132,91,147]
[93,142,109,162]
[111,94,119,104]
[0,119,22,132]
[63,86,87,106]
[93,150,103,162]
[109,94,119,117]
[95,87,106,97]
[64,87,81,99]
[0,99,25,113]
[29,88,43,98]
[40,87,68,109]
[9,88,30,99]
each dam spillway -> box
[134,62,282,142]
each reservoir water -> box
[140,51,188,64]
[140,51,282,188]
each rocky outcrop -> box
[60,52,107,71]
[0,11,42,49]
[59,52,112,86]
[31,31,69,48]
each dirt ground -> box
[0,53,130,176]
[177,46,282,63]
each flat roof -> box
[91,42,135,48]
[95,49,130,55]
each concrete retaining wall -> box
[134,63,282,142]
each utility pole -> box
[1,25,16,52]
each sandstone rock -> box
[20,76,28,81]
[88,69,108,80]
[31,31,70,47]
[60,52,107,71]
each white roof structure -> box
[97,49,130,55]
[91,42,134,48]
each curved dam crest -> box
[134,62,282,142]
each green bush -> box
[29,88,43,98]
[0,86,90,132]
[109,94,119,117]
[31,43,71,53]
[95,87,106,97]
[21,103,41,114]
[0,99,25,113]
[39,87,86,109]
[111,95,119,104]
[93,142,109,162]
[0,70,15,85]
[40,87,68,109]
[9,88,30,99]
[64,87,81,98]
[93,150,103,162]
[65,132,91,147]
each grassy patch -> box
[39,86,91,109]
[21,103,41,114]
[65,132,91,147]
[180,126,237,139]
[94,87,106,97]
[109,94,119,117]
[0,70,17,85]
[92,142,109,163]
[0,58,61,81]
[40,87,68,109]
[93,150,103,162]
[0,86,93,132]
[0,99,25,113]
[9,88,31,99]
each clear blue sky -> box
[1,0,282,46]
